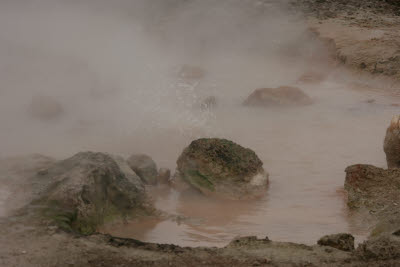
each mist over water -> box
[1,0,399,246]
[0,0,322,161]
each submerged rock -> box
[243,86,312,107]
[384,115,400,168]
[31,152,153,234]
[317,233,355,251]
[176,138,269,199]
[127,154,158,185]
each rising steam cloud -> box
[0,0,327,164]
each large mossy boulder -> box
[127,154,158,185]
[384,115,400,168]
[31,152,153,235]
[243,86,312,107]
[176,138,269,199]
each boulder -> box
[157,168,171,184]
[344,164,400,211]
[345,164,400,236]
[384,115,400,168]
[317,233,355,252]
[243,86,312,107]
[176,138,269,199]
[356,233,400,260]
[127,154,158,185]
[31,152,153,234]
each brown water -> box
[102,74,400,247]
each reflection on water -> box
[103,78,400,247]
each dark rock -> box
[228,236,270,247]
[243,86,312,107]
[127,154,158,185]
[176,138,269,199]
[317,233,355,251]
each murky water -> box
[102,74,400,247]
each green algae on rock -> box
[176,138,269,199]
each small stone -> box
[317,233,355,251]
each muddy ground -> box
[293,0,400,84]
[2,1,400,266]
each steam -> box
[0,0,326,163]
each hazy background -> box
[0,0,329,165]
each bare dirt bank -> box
[293,0,400,84]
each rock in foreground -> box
[127,154,158,185]
[32,152,153,234]
[243,86,312,107]
[176,138,269,199]
[384,115,400,168]
[345,164,400,236]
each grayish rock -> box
[31,152,153,234]
[127,154,158,185]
